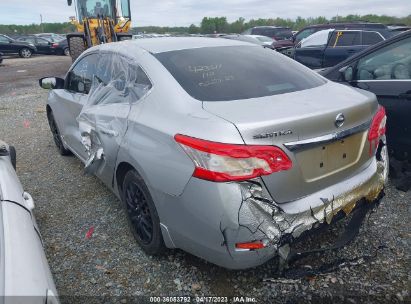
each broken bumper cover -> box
[161,157,387,270]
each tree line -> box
[0,14,410,36]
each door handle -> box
[99,127,118,137]
[399,93,411,100]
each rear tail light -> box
[175,134,292,182]
[51,43,59,48]
[235,240,267,250]
[368,106,386,154]
[368,106,386,142]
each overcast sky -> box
[1,0,410,26]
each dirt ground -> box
[0,55,409,304]
[0,55,71,92]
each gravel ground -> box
[0,56,409,303]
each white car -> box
[0,140,58,303]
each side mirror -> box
[339,66,354,82]
[39,77,64,89]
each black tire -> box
[47,110,71,156]
[63,48,70,56]
[9,145,16,170]
[68,36,86,62]
[19,48,32,58]
[122,170,165,255]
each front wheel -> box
[122,170,165,255]
[47,110,71,156]
[63,48,70,56]
[19,48,32,58]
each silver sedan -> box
[0,140,58,302]
[40,37,388,269]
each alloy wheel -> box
[124,181,154,245]
[21,48,32,58]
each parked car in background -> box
[35,33,66,42]
[294,29,386,69]
[223,34,275,49]
[0,34,37,58]
[17,35,69,56]
[0,140,59,301]
[388,25,411,35]
[320,30,411,161]
[242,26,294,49]
[40,37,388,269]
[293,22,392,45]
[0,52,3,64]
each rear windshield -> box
[155,46,326,102]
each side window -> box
[242,29,252,35]
[134,66,152,98]
[26,37,36,44]
[94,53,152,101]
[329,31,361,47]
[252,28,263,35]
[295,28,315,43]
[66,54,99,94]
[362,32,383,45]
[275,29,293,40]
[0,36,10,43]
[356,37,411,80]
[37,38,50,46]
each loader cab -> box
[69,0,131,22]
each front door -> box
[0,35,12,53]
[351,36,411,159]
[35,38,52,54]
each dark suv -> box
[293,22,392,45]
[294,29,386,69]
[242,26,294,49]
[0,34,37,58]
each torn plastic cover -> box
[234,159,387,261]
[77,48,151,173]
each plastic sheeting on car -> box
[76,47,152,174]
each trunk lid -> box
[203,82,378,203]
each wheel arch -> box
[115,161,137,195]
[115,160,176,249]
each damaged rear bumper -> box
[158,157,387,270]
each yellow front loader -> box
[66,0,132,61]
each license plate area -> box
[295,131,367,182]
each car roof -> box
[98,37,256,54]
[309,22,385,28]
[252,26,290,29]
[245,35,270,38]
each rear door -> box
[351,36,411,158]
[0,35,12,53]
[323,31,364,68]
[35,37,52,54]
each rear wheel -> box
[68,36,86,62]
[47,110,71,156]
[19,48,32,58]
[122,170,165,255]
